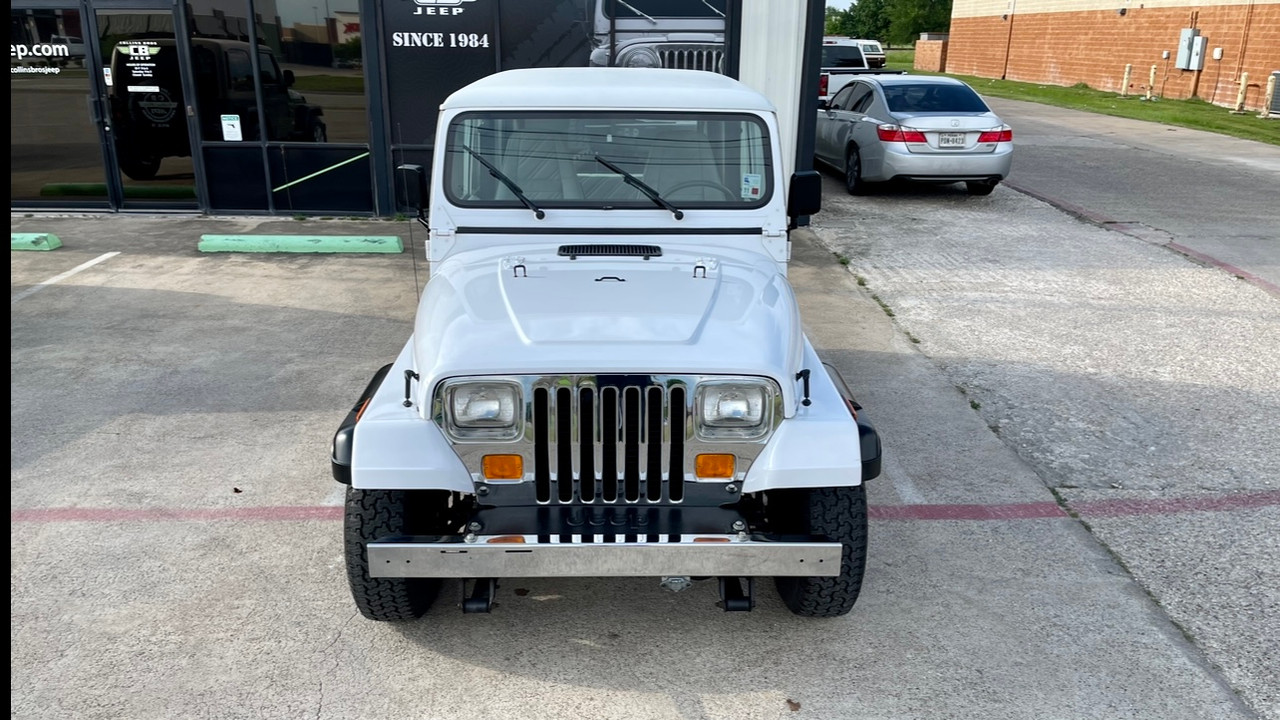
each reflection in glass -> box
[11,8,109,203]
[97,9,198,203]
[255,0,367,143]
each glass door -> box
[10,7,111,207]
[93,7,200,208]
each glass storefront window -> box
[11,8,109,204]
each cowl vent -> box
[558,244,662,260]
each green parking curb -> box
[198,235,403,254]
[12,233,63,251]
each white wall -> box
[736,0,810,180]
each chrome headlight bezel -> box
[440,379,523,441]
[694,380,774,441]
[618,46,661,68]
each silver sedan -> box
[815,75,1013,196]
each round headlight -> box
[618,47,661,68]
[696,382,772,439]
[445,381,522,440]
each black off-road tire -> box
[773,485,868,617]
[344,487,442,621]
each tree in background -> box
[848,0,891,43]
[886,0,953,45]
[825,6,854,36]
[827,0,952,44]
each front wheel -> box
[772,485,868,617]
[344,487,444,621]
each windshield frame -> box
[442,110,774,213]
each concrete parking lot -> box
[11,192,1275,718]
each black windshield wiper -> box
[594,154,683,220]
[461,143,544,219]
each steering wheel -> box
[662,180,738,201]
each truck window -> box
[226,49,253,92]
[821,46,865,68]
[257,50,281,86]
[603,0,727,18]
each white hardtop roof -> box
[440,68,776,113]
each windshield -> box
[444,111,772,210]
[883,83,991,113]
[821,46,865,68]
[603,0,727,19]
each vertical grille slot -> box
[556,387,574,502]
[646,387,663,502]
[601,387,618,502]
[534,388,551,503]
[623,386,641,502]
[668,385,686,502]
[578,387,595,503]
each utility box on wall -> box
[1175,28,1200,70]
[1188,35,1208,71]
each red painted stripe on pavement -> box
[869,502,1066,521]
[1165,242,1280,299]
[1071,491,1280,518]
[10,506,343,523]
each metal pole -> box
[1121,63,1132,96]
[1260,74,1275,118]
[1233,71,1249,112]
[1146,64,1156,99]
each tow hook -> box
[660,576,693,593]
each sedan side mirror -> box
[788,170,822,219]
[818,98,830,110]
[283,69,295,87]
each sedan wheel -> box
[844,148,866,196]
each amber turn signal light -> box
[485,535,526,544]
[695,453,735,479]
[482,454,524,480]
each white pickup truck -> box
[819,36,903,102]
[330,67,881,620]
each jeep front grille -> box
[534,384,687,504]
[658,46,725,74]
[435,375,781,505]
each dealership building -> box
[11,0,824,216]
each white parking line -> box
[882,453,927,504]
[11,252,121,305]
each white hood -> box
[412,244,804,410]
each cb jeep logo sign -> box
[413,0,475,15]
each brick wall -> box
[915,40,949,72]
[946,3,1280,110]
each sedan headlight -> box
[444,381,522,440]
[618,46,661,68]
[696,381,772,440]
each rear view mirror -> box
[397,164,428,219]
[788,171,822,219]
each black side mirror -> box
[818,98,830,110]
[788,170,822,219]
[397,164,428,219]
[282,69,295,87]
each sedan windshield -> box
[444,111,772,210]
[883,83,990,113]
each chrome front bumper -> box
[368,535,842,578]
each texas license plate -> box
[939,132,966,147]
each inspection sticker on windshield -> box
[741,173,762,200]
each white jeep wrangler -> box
[331,67,881,618]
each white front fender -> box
[742,342,863,493]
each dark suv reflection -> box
[109,38,325,180]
